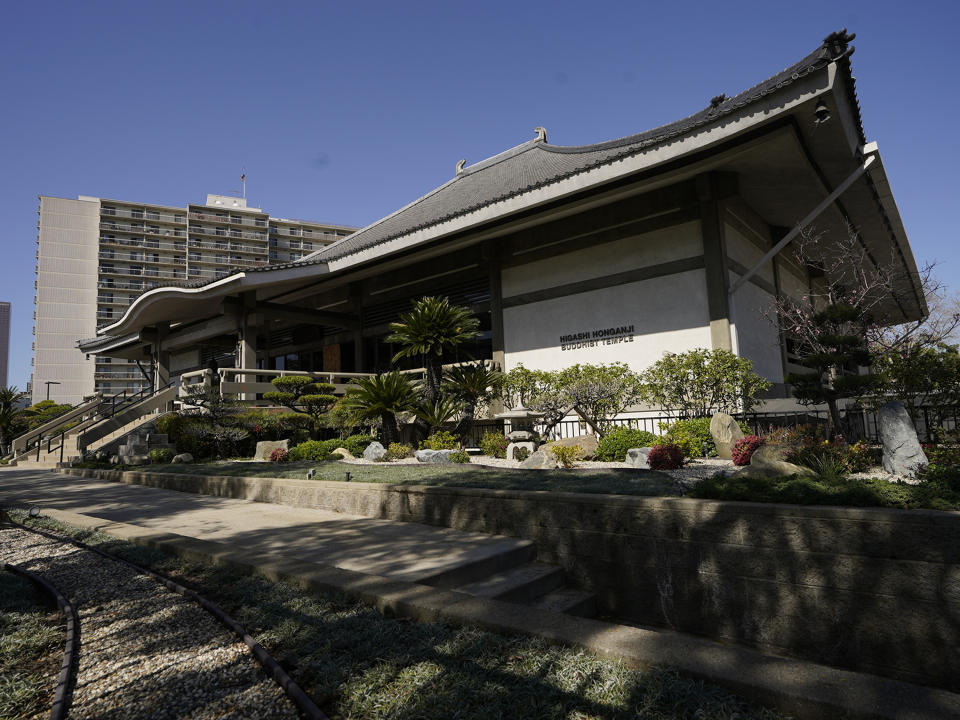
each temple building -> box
[79,32,926,412]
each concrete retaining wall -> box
[62,467,960,690]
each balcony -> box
[102,207,185,224]
[100,221,187,237]
[188,225,267,242]
[188,210,268,228]
[99,266,185,280]
[100,236,187,252]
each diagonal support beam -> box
[728,152,877,297]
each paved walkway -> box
[0,467,532,584]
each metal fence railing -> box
[533,405,960,445]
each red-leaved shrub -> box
[732,435,764,466]
[647,443,684,470]
[269,447,289,463]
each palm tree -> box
[443,362,503,440]
[385,296,481,403]
[342,371,420,445]
[0,386,25,456]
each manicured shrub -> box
[241,411,313,442]
[646,443,684,470]
[659,418,715,458]
[731,435,764,466]
[148,448,174,464]
[480,431,508,459]
[420,430,459,450]
[449,450,471,464]
[386,442,413,460]
[343,434,375,457]
[289,440,337,462]
[550,444,583,468]
[513,447,531,463]
[595,428,660,461]
[269,447,289,463]
[922,444,960,469]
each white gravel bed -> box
[0,527,299,720]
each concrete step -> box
[528,587,597,617]
[455,562,564,603]
[417,541,536,589]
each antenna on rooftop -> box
[241,168,246,199]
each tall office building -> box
[33,194,354,405]
[0,301,10,388]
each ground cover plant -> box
[0,569,62,719]
[689,470,960,511]
[14,511,786,720]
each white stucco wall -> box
[501,222,711,373]
[729,270,783,384]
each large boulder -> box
[710,413,744,460]
[415,449,455,464]
[541,434,599,460]
[742,444,814,478]
[254,439,289,462]
[172,453,193,464]
[362,441,387,462]
[519,450,556,469]
[879,401,928,481]
[625,447,653,469]
[331,447,355,460]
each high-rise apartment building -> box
[0,301,10,388]
[34,194,354,405]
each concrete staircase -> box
[84,412,175,456]
[422,543,596,617]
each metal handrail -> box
[75,381,176,455]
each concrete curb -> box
[15,502,960,720]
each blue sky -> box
[1,1,958,390]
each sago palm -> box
[342,371,419,445]
[443,362,503,439]
[385,296,481,403]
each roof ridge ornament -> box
[709,94,727,110]
[823,29,856,57]
[456,159,466,175]
[534,126,547,143]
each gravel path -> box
[0,526,300,720]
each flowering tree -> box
[768,224,944,437]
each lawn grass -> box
[143,459,684,497]
[14,510,787,720]
[0,568,62,720]
[689,471,960,511]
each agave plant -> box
[385,296,481,403]
[342,371,420,445]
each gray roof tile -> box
[312,32,857,263]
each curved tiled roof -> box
[309,30,858,263]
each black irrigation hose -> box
[0,561,78,720]
[8,516,329,720]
